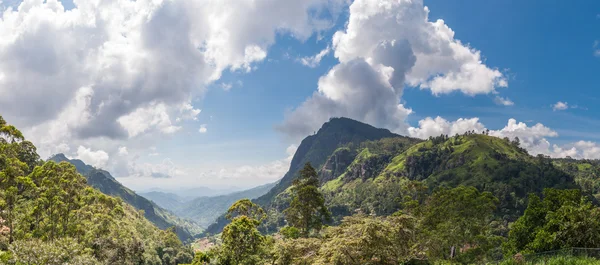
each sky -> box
[1,0,600,191]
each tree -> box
[504,189,600,255]
[191,251,211,265]
[283,163,331,237]
[226,199,266,222]
[218,199,268,265]
[419,186,499,262]
[0,115,192,264]
[317,213,417,264]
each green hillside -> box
[205,120,581,235]
[0,116,194,264]
[322,133,577,222]
[203,117,417,235]
[49,154,203,241]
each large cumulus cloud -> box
[279,0,508,139]
[0,0,344,182]
[407,116,600,160]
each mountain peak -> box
[317,117,396,136]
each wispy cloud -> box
[493,96,514,106]
[552,101,569,111]
[297,46,330,68]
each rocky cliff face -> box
[319,148,357,183]
[344,154,392,181]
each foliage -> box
[50,154,202,241]
[269,213,418,265]
[284,163,332,237]
[279,226,300,239]
[505,189,600,255]
[190,251,211,265]
[0,115,193,264]
[499,255,600,265]
[8,237,100,265]
[226,199,266,222]
[211,199,270,265]
[418,186,500,263]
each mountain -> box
[141,186,243,199]
[143,182,277,228]
[49,154,202,241]
[204,118,581,235]
[321,133,577,222]
[140,191,188,210]
[256,117,403,207]
[203,117,416,234]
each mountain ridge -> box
[143,181,277,228]
[204,118,583,235]
[49,154,202,241]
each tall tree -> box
[419,186,499,262]
[504,188,600,255]
[218,199,268,265]
[284,163,331,237]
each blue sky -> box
[178,0,600,161]
[1,0,600,191]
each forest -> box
[4,116,600,264]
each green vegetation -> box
[499,255,600,265]
[50,154,202,241]
[6,115,600,264]
[504,189,600,255]
[283,163,331,237]
[196,119,600,264]
[0,115,193,264]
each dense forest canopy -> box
[0,116,193,264]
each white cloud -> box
[218,144,297,181]
[117,103,181,138]
[76,146,109,168]
[298,46,330,68]
[1,0,345,160]
[408,117,485,139]
[332,0,507,95]
[117,144,298,191]
[131,158,185,179]
[199,124,208,133]
[118,146,128,156]
[494,96,514,106]
[488,118,557,155]
[553,101,569,111]
[178,103,201,121]
[406,116,600,160]
[220,82,233,91]
[280,0,506,139]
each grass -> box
[321,173,345,192]
[496,256,600,265]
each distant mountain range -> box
[49,154,203,241]
[140,186,246,199]
[141,182,277,228]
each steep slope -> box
[255,117,403,206]
[204,117,417,234]
[323,133,578,221]
[203,119,582,235]
[553,158,600,199]
[49,154,202,241]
